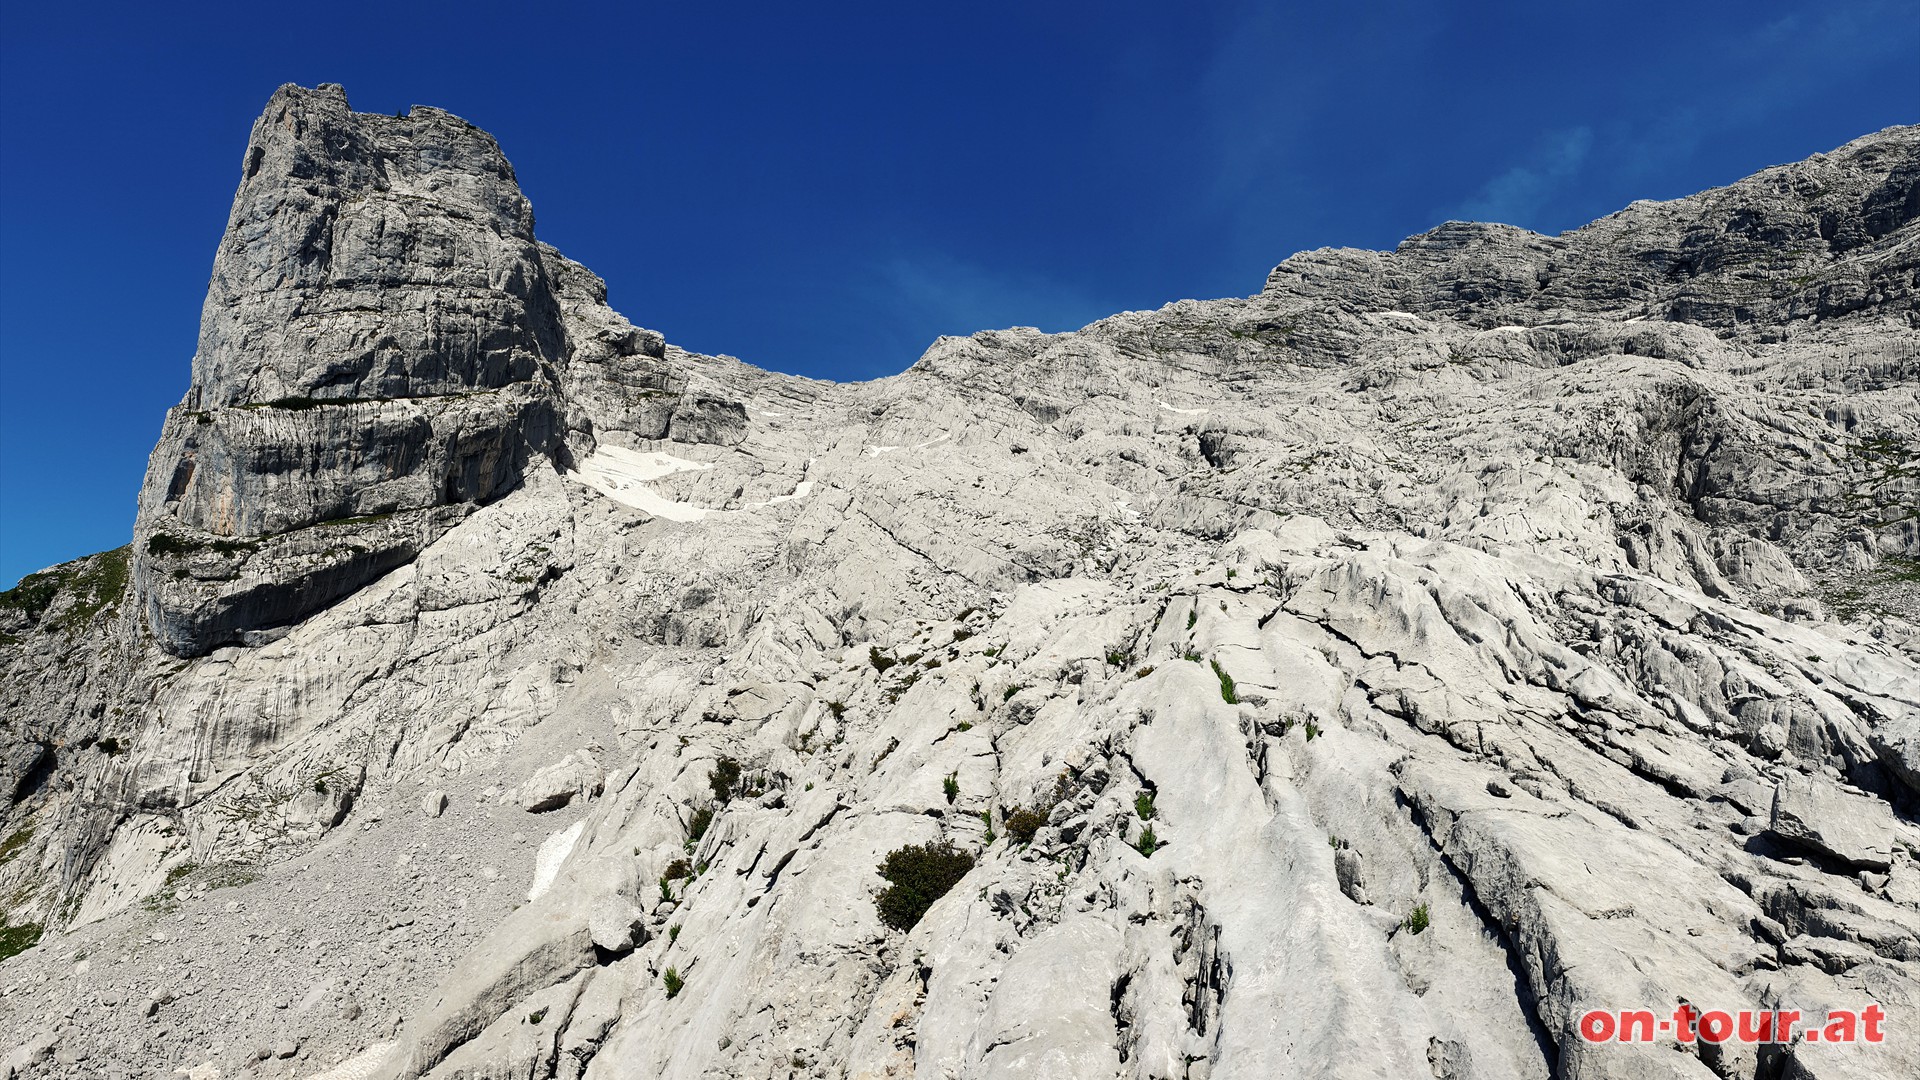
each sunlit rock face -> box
[0,88,1916,1080]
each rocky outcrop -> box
[0,93,1916,1080]
[126,84,762,658]
[130,83,574,656]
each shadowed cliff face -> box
[1,89,1917,1080]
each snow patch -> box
[528,820,585,901]
[570,445,814,517]
[567,446,715,521]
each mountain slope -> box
[0,86,1916,1080]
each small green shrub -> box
[1211,659,1238,704]
[1182,649,1202,662]
[659,878,675,902]
[1186,610,1197,630]
[874,841,975,932]
[1136,826,1161,857]
[1002,684,1024,702]
[663,967,684,998]
[1004,807,1047,845]
[668,923,681,944]
[1134,666,1154,678]
[1134,791,1156,820]
[1406,903,1430,935]
[709,757,742,804]
[956,721,972,732]
[1304,721,1321,741]
[528,1007,548,1024]
[663,858,691,881]
[146,534,199,557]
[687,806,714,842]
[943,772,959,804]
[885,670,922,702]
[1105,648,1130,667]
[869,646,897,673]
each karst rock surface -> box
[1,85,1917,1080]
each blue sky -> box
[2,1,1915,586]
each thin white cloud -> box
[1450,126,1594,229]
[871,252,1112,339]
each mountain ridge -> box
[0,86,1915,1080]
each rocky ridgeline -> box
[0,86,1915,1080]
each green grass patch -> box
[146,534,256,558]
[0,546,130,630]
[1211,659,1238,704]
[0,827,32,866]
[1135,825,1161,857]
[256,395,382,410]
[0,919,42,962]
[204,863,260,890]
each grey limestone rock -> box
[1769,774,1898,871]
[0,88,1916,1080]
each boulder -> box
[1768,775,1896,871]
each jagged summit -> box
[0,87,1915,1080]
[1263,123,1920,332]
[193,82,555,405]
[130,84,764,657]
